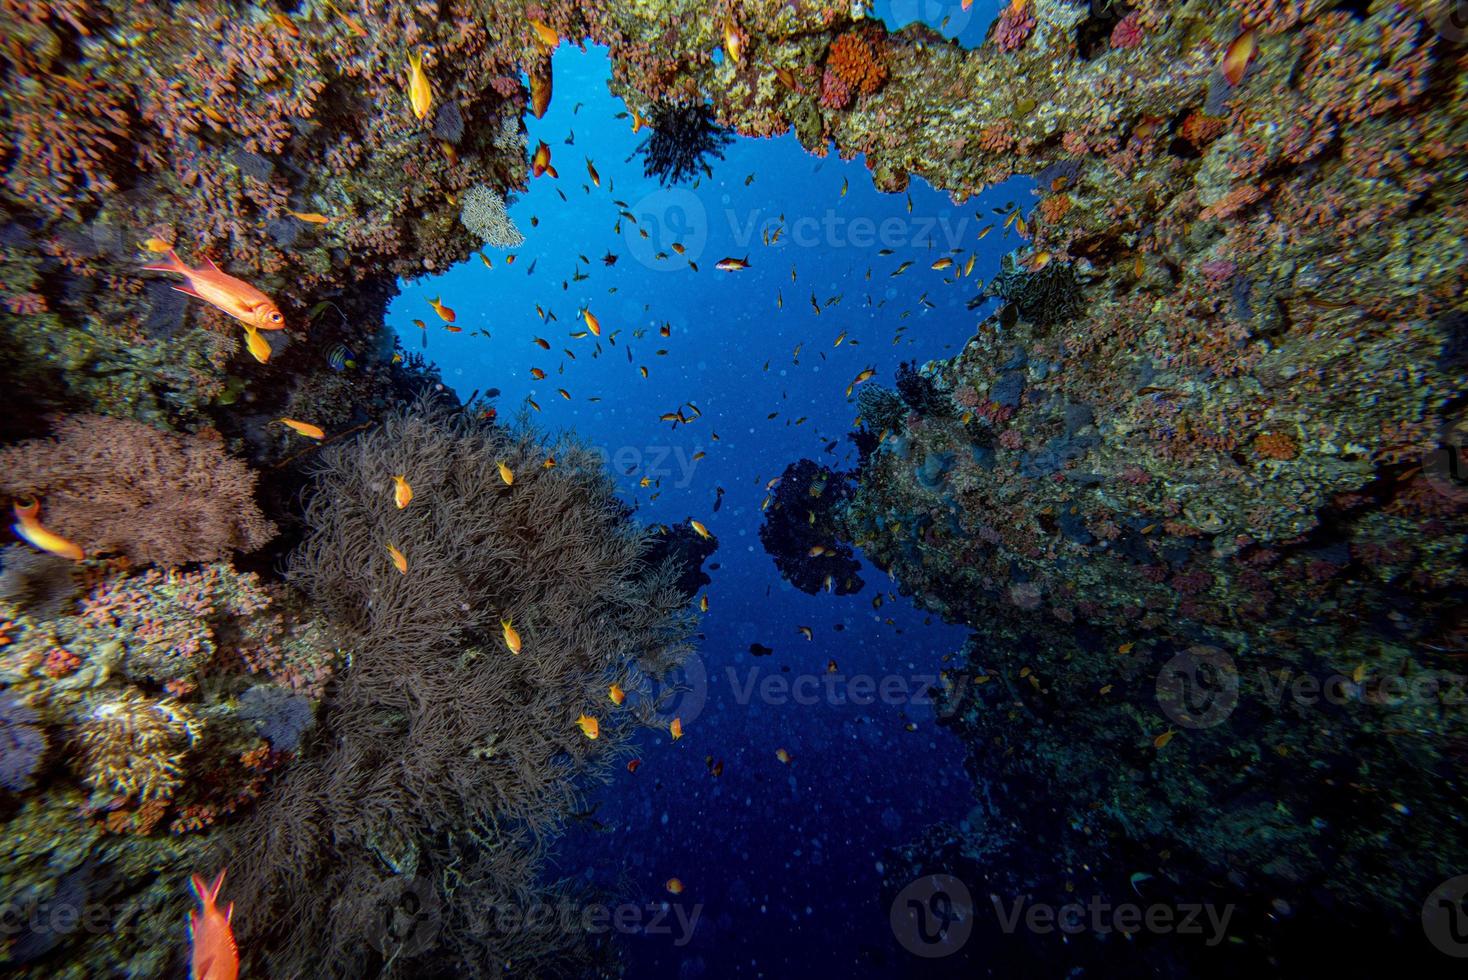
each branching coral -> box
[0,415,275,566]
[223,401,700,976]
[459,184,524,248]
[75,691,200,803]
[637,102,733,186]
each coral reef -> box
[759,459,863,596]
[0,415,275,566]
[220,402,702,976]
[459,183,525,248]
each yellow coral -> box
[76,691,200,803]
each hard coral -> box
[0,415,275,566]
[1253,431,1300,460]
[75,691,200,803]
[994,1,1038,52]
[827,30,888,99]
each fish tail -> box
[191,868,226,907]
[546,164,558,179]
[141,249,187,276]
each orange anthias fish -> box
[666,877,684,895]
[689,519,711,540]
[242,326,271,364]
[576,713,600,739]
[392,474,413,509]
[386,543,408,574]
[428,296,456,322]
[608,683,626,705]
[669,717,683,740]
[530,65,552,118]
[142,250,285,331]
[532,140,558,178]
[407,51,433,120]
[188,869,239,980]
[12,501,84,560]
[501,617,522,654]
[586,158,600,187]
[528,16,559,48]
[1221,27,1257,86]
[582,308,601,336]
[278,418,324,439]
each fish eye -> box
[270,312,282,322]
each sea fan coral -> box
[0,692,45,792]
[75,691,200,803]
[0,415,275,566]
[827,30,888,98]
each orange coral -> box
[1037,193,1072,223]
[1179,111,1228,146]
[828,31,887,97]
[1254,431,1300,460]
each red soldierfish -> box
[143,250,285,331]
[188,869,239,980]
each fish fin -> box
[546,164,559,179]
[170,283,203,300]
[140,249,187,276]
[190,873,211,903]
[201,255,223,273]
[224,901,234,924]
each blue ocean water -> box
[389,35,1031,975]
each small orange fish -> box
[242,326,271,364]
[582,308,601,336]
[722,19,744,63]
[1153,729,1176,749]
[188,869,239,980]
[532,140,558,178]
[11,500,84,561]
[715,256,750,272]
[530,66,552,118]
[141,236,173,253]
[497,461,514,485]
[142,250,285,331]
[530,367,546,380]
[392,474,413,509]
[501,618,522,654]
[325,0,368,38]
[699,594,709,613]
[627,758,641,773]
[775,748,792,764]
[1029,251,1053,272]
[428,296,455,323]
[689,519,711,540]
[528,16,559,48]
[576,713,600,740]
[609,683,626,705]
[931,257,953,271]
[386,543,408,574]
[278,418,324,439]
[287,210,331,224]
[407,51,433,120]
[444,325,462,333]
[666,877,684,895]
[669,717,683,740]
[269,11,299,37]
[1221,27,1256,86]
[586,158,600,187]
[630,108,647,133]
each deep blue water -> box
[389,33,1032,975]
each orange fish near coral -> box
[386,543,408,574]
[392,474,413,509]
[1221,27,1256,86]
[277,418,324,439]
[188,869,239,980]
[428,296,455,323]
[11,501,84,561]
[722,19,745,63]
[530,65,552,118]
[501,618,522,654]
[142,250,285,331]
[669,717,683,740]
[242,326,271,364]
[407,52,433,121]
[582,307,601,336]
[528,16,559,49]
[532,140,558,179]
[576,713,599,740]
[608,683,626,705]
